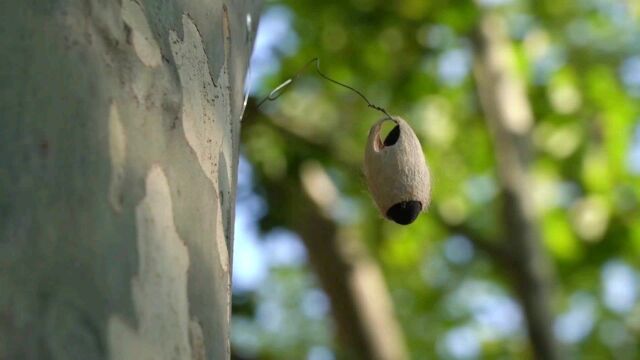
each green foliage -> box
[236,0,640,358]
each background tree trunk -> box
[242,101,409,360]
[0,0,259,359]
[296,163,409,360]
[472,12,561,360]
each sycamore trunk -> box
[0,0,259,358]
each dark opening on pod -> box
[386,200,422,225]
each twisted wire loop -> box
[256,57,394,120]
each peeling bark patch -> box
[107,165,192,360]
[168,15,233,188]
[108,103,126,212]
[168,14,233,276]
[108,316,159,360]
[215,193,229,273]
[121,0,161,67]
[217,152,232,262]
[189,319,206,360]
[133,165,191,358]
[222,5,231,52]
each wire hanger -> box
[257,57,393,120]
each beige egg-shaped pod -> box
[364,117,431,223]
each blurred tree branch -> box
[243,100,409,360]
[434,213,514,268]
[296,162,409,360]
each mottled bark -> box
[472,13,560,360]
[0,0,259,359]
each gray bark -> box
[0,0,259,359]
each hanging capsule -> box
[364,117,431,225]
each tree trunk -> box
[296,162,409,360]
[0,0,259,359]
[472,12,561,360]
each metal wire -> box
[257,57,393,120]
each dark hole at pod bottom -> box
[383,125,400,146]
[386,200,422,225]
